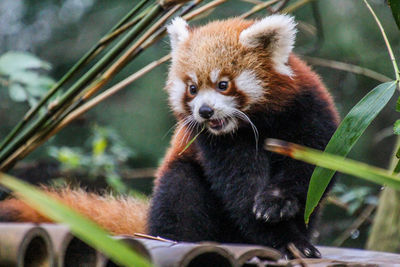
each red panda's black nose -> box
[199,105,214,119]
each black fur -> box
[149,88,337,258]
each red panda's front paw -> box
[252,190,299,223]
[278,239,321,259]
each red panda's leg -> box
[149,157,223,242]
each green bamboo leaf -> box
[389,0,400,30]
[304,81,396,224]
[397,96,400,112]
[265,139,400,191]
[8,83,27,102]
[0,173,151,267]
[0,52,51,76]
[394,120,400,135]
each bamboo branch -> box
[240,0,281,18]
[363,0,400,83]
[82,4,183,101]
[272,0,290,12]
[303,56,392,83]
[282,0,317,14]
[0,58,171,171]
[0,4,164,165]
[332,204,376,247]
[0,0,151,152]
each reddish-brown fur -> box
[0,188,148,235]
[159,18,339,179]
[157,53,339,182]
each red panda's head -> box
[166,15,297,135]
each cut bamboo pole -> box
[218,244,282,266]
[0,223,54,267]
[97,235,152,267]
[41,224,97,267]
[134,238,236,267]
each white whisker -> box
[177,116,194,146]
[233,109,259,151]
[162,121,179,140]
[184,120,196,144]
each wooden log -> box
[0,223,54,267]
[41,224,97,267]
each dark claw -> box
[280,240,321,259]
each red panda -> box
[0,15,338,258]
[149,14,339,258]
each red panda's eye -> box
[189,85,197,95]
[218,81,229,91]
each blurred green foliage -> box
[0,0,399,248]
[0,52,56,107]
[48,124,135,193]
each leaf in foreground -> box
[305,82,395,224]
[0,173,151,267]
[265,139,400,191]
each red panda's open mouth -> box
[208,118,226,130]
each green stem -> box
[392,143,400,174]
[0,4,164,165]
[363,0,400,83]
[0,0,151,152]
[98,5,153,47]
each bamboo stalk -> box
[240,0,281,18]
[303,56,392,83]
[0,0,151,152]
[0,4,164,164]
[82,4,183,101]
[0,55,171,171]
[98,6,153,47]
[363,0,400,83]
[282,0,317,14]
[140,0,225,50]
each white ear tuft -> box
[239,14,297,76]
[167,17,189,52]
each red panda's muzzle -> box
[208,118,226,130]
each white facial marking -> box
[168,78,186,114]
[210,69,220,83]
[239,14,297,77]
[188,72,198,84]
[167,17,189,52]
[235,70,264,107]
[189,89,238,135]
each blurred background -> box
[0,0,399,250]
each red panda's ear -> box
[167,17,190,52]
[239,14,297,76]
